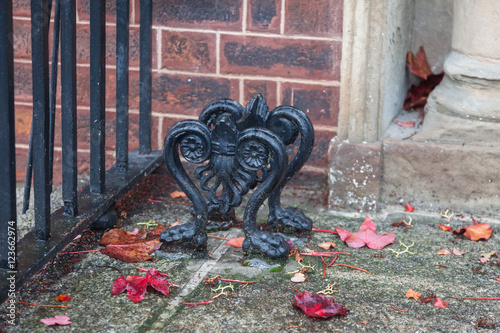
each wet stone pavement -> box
[1,170,499,332]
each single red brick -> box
[13,0,30,17]
[13,19,31,60]
[147,0,242,31]
[247,0,281,33]
[281,83,339,127]
[14,62,32,103]
[75,23,142,66]
[161,31,216,73]
[149,73,239,116]
[285,0,343,37]
[14,104,33,145]
[220,35,341,81]
[243,80,277,109]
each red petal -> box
[146,269,170,297]
[405,203,415,212]
[126,276,148,303]
[438,223,452,231]
[434,298,448,308]
[111,276,128,296]
[223,237,245,248]
[55,294,72,302]
[293,290,349,318]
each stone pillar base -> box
[328,138,500,215]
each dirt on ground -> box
[1,169,499,332]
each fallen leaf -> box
[395,120,416,128]
[150,224,168,236]
[452,247,465,256]
[293,290,349,319]
[437,249,451,255]
[100,227,161,263]
[480,251,497,259]
[479,257,490,263]
[169,190,186,199]
[405,203,415,212]
[438,223,452,231]
[453,223,493,241]
[223,237,245,248]
[111,268,170,303]
[336,216,396,250]
[403,73,444,110]
[317,242,336,250]
[170,220,180,228]
[40,315,72,326]
[55,294,72,302]
[406,288,421,300]
[434,298,448,308]
[291,273,307,283]
[407,46,432,80]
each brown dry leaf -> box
[406,288,421,300]
[101,239,161,263]
[169,190,187,199]
[406,46,432,80]
[317,242,336,250]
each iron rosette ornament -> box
[160,95,315,258]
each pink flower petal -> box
[452,247,465,256]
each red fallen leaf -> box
[55,294,72,302]
[101,239,161,263]
[403,72,444,110]
[111,268,170,303]
[434,298,448,308]
[99,226,148,246]
[223,237,245,248]
[453,223,493,241]
[395,120,415,128]
[452,247,465,256]
[336,216,396,250]
[405,203,415,212]
[438,223,452,231]
[437,249,451,255]
[407,46,432,80]
[293,290,349,319]
[40,315,72,326]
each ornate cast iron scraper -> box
[160,95,314,258]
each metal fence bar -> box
[60,0,78,215]
[0,0,16,270]
[89,0,106,193]
[116,0,129,171]
[31,0,51,240]
[48,0,60,191]
[139,0,152,154]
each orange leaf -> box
[150,224,168,236]
[170,220,180,228]
[406,288,421,300]
[99,226,147,246]
[317,242,336,250]
[395,120,415,128]
[169,190,186,199]
[438,223,452,231]
[406,46,432,80]
[463,223,493,241]
[437,249,451,255]
[434,298,448,308]
[55,294,72,302]
[223,237,245,248]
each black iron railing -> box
[0,0,162,303]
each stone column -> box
[414,0,500,145]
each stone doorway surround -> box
[329,0,500,215]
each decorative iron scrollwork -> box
[161,94,314,258]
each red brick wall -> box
[13,0,342,184]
